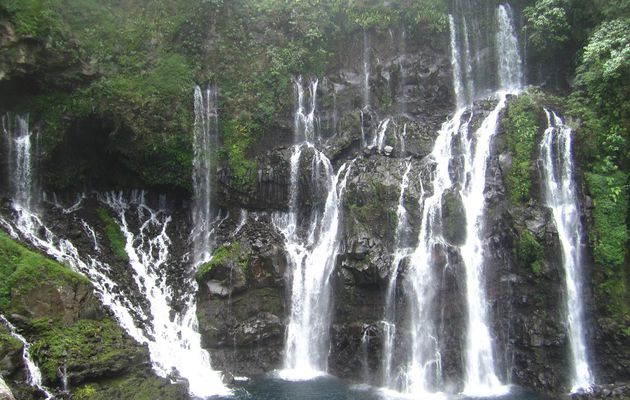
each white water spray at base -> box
[98,192,229,398]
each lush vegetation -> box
[502,93,542,204]
[1,0,450,192]
[524,0,630,319]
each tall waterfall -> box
[362,30,371,109]
[460,4,521,395]
[275,77,353,379]
[381,3,523,396]
[192,85,218,266]
[540,110,593,392]
[1,113,229,397]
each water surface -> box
[212,376,549,400]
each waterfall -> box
[97,192,228,397]
[379,3,522,396]
[2,114,38,211]
[540,110,593,392]
[460,95,509,396]
[294,76,319,144]
[372,118,391,153]
[381,161,414,388]
[362,30,370,109]
[1,114,229,397]
[496,4,523,92]
[275,77,354,379]
[0,315,53,399]
[192,85,218,266]
[449,15,466,109]
[459,5,521,394]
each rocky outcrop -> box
[0,197,189,399]
[196,213,287,376]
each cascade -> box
[1,113,228,397]
[0,315,53,399]
[496,4,523,92]
[192,85,219,266]
[97,192,228,397]
[459,4,521,395]
[459,4,522,395]
[540,110,593,392]
[380,2,523,396]
[2,114,38,211]
[459,94,509,396]
[373,118,391,153]
[381,161,413,387]
[275,77,354,379]
[362,30,371,109]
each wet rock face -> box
[195,213,287,376]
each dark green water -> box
[211,376,549,400]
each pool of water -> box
[210,376,550,400]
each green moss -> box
[220,117,258,193]
[74,384,97,400]
[30,318,141,382]
[73,373,186,400]
[97,208,129,263]
[502,93,541,204]
[0,230,88,309]
[518,230,544,275]
[586,170,629,317]
[195,242,246,282]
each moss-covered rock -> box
[195,242,248,297]
[96,208,128,263]
[0,229,184,397]
[0,230,96,323]
[518,229,544,275]
[30,318,147,386]
[72,372,188,400]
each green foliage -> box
[0,230,87,309]
[586,171,629,317]
[502,93,541,204]
[220,117,257,192]
[195,242,245,282]
[519,230,544,275]
[0,329,23,356]
[2,0,62,37]
[341,0,448,32]
[524,0,570,57]
[97,208,129,263]
[575,17,630,129]
[74,385,97,400]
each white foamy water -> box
[0,315,53,399]
[540,110,593,392]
